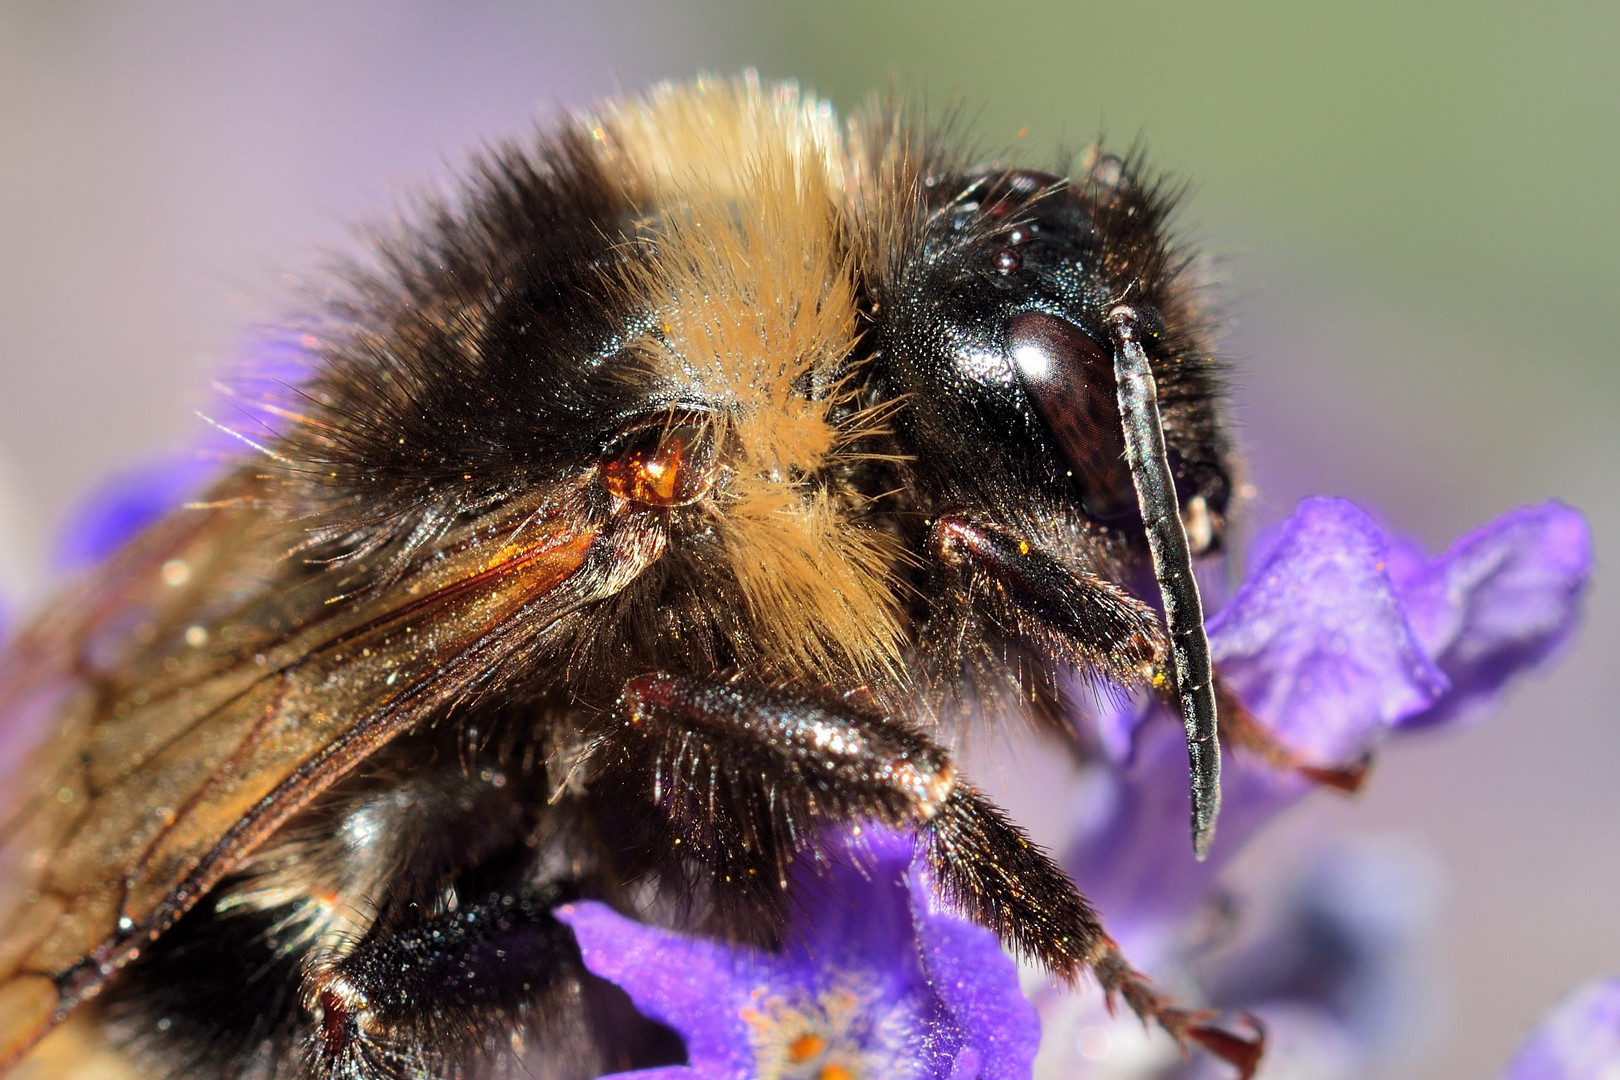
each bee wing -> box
[0,480,649,1066]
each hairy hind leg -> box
[590,673,1263,1076]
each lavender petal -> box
[1388,500,1592,729]
[1504,978,1620,1080]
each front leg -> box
[929,512,1166,691]
[587,673,1260,1075]
[932,514,1367,792]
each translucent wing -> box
[0,473,646,1068]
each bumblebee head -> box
[867,156,1236,561]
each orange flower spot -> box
[788,1033,826,1062]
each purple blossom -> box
[556,827,1040,1080]
[1384,502,1593,731]
[1067,498,1589,932]
[1043,496,1591,1076]
[1504,978,1620,1080]
[49,334,319,571]
[1176,839,1444,1079]
[51,452,217,570]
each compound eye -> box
[1007,312,1137,521]
[601,412,719,507]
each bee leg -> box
[606,672,1101,974]
[598,674,1263,1077]
[929,513,1166,688]
[593,673,958,939]
[302,885,586,1079]
[931,515,1364,794]
[919,782,1263,1077]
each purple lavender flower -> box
[1041,496,1591,1076]
[1069,498,1588,926]
[1384,501,1593,731]
[51,452,217,570]
[50,334,319,571]
[557,826,1040,1080]
[1504,978,1620,1079]
[1176,838,1443,1079]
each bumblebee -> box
[0,74,1277,1078]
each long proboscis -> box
[1107,305,1222,859]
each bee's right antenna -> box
[1107,304,1222,859]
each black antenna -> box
[1107,305,1222,859]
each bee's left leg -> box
[591,674,1261,1076]
[933,514,1366,791]
[303,884,648,1080]
[929,513,1166,689]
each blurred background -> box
[0,2,1613,1076]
